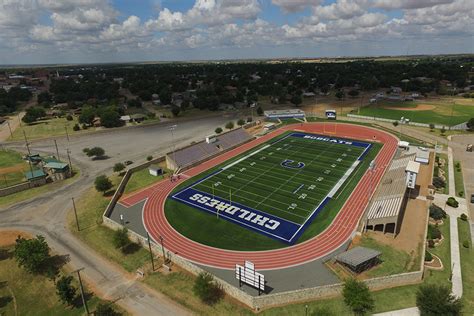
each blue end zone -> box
[171,187,301,243]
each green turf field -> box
[191,134,365,225]
[165,131,377,251]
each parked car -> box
[471,194,474,204]
[124,160,133,166]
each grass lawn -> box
[124,167,169,195]
[358,236,418,278]
[165,131,380,251]
[9,117,93,141]
[434,153,449,195]
[0,168,80,208]
[68,176,149,272]
[0,149,24,168]
[0,149,29,188]
[426,217,451,285]
[458,218,473,311]
[453,161,465,198]
[0,246,125,316]
[357,102,474,126]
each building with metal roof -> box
[364,154,415,235]
[335,247,382,273]
[24,169,47,181]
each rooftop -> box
[24,169,46,180]
[335,247,381,267]
[43,162,69,170]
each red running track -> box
[120,123,398,270]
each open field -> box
[0,149,29,188]
[68,177,149,272]
[8,117,94,141]
[166,131,379,251]
[458,218,473,311]
[357,99,474,126]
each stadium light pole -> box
[169,124,177,170]
[146,232,155,271]
[6,121,13,138]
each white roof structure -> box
[398,141,409,148]
[406,161,420,174]
[366,155,414,222]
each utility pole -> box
[64,125,70,142]
[159,235,166,264]
[146,232,155,271]
[169,125,177,170]
[54,139,60,160]
[66,148,73,177]
[72,268,89,315]
[6,121,13,138]
[72,197,80,231]
[22,130,34,177]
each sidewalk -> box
[373,307,419,316]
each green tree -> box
[466,118,474,131]
[237,119,245,126]
[171,105,181,117]
[113,162,125,173]
[73,123,80,131]
[113,227,130,251]
[225,121,234,130]
[290,94,302,107]
[342,278,374,315]
[215,127,223,134]
[87,146,105,159]
[429,123,435,131]
[22,107,46,124]
[393,121,399,127]
[146,155,153,161]
[13,235,50,274]
[193,272,223,305]
[159,88,172,105]
[335,90,345,100]
[95,175,112,194]
[256,106,263,116]
[95,303,122,316]
[440,126,446,135]
[100,110,123,128]
[56,275,77,306]
[416,284,462,316]
[79,106,96,126]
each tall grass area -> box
[123,167,169,194]
[453,161,465,198]
[68,176,149,272]
[458,218,473,311]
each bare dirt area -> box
[0,230,32,247]
[368,198,428,257]
[0,163,26,175]
[383,104,436,111]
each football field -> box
[171,132,371,244]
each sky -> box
[0,0,473,65]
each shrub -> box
[425,251,433,262]
[83,148,90,154]
[392,121,399,127]
[458,191,464,197]
[113,163,125,173]
[428,225,442,240]
[95,303,122,316]
[146,155,153,161]
[427,239,435,248]
[237,119,245,126]
[432,177,446,189]
[225,121,234,130]
[429,204,446,221]
[429,123,435,131]
[94,175,112,194]
[215,127,223,134]
[463,240,470,248]
[460,213,468,221]
[81,123,88,130]
[72,123,80,131]
[446,197,459,208]
[56,275,77,306]
[66,114,73,121]
[193,272,224,305]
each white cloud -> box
[271,0,321,13]
[373,0,454,10]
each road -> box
[0,113,237,315]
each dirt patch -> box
[0,163,26,175]
[0,230,32,247]
[382,104,436,111]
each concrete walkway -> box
[447,146,456,197]
[373,307,419,316]
[433,193,465,299]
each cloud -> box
[271,0,322,13]
[373,0,454,10]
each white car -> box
[418,146,428,151]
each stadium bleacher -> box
[166,128,252,171]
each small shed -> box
[335,247,382,273]
[415,150,430,164]
[130,114,146,123]
[43,162,70,181]
[149,164,163,177]
[24,169,47,186]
